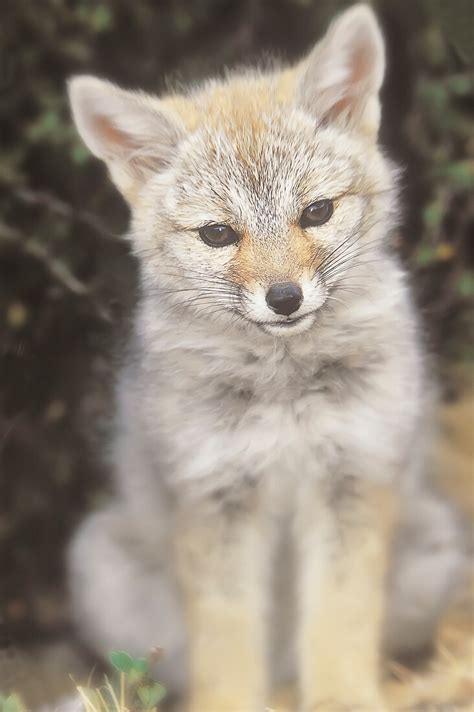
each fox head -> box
[69,4,396,337]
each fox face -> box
[70,4,396,337]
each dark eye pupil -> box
[199,224,239,247]
[300,199,334,228]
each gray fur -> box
[66,2,467,703]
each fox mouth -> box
[262,313,310,327]
[251,311,317,334]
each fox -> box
[66,5,466,711]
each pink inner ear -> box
[350,40,373,86]
[323,42,371,122]
[93,114,135,151]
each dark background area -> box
[0,0,473,661]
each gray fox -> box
[67,4,466,710]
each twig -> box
[14,187,125,242]
[0,221,113,322]
[0,220,88,295]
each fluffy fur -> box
[67,5,466,710]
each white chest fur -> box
[129,298,421,506]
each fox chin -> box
[66,4,466,711]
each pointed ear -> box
[296,4,385,139]
[68,76,186,202]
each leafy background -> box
[0,0,473,700]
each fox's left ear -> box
[296,4,385,139]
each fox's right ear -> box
[68,76,185,203]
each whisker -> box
[318,231,383,275]
[321,256,382,282]
[325,295,352,309]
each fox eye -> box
[198,224,240,248]
[300,199,334,228]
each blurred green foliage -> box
[77,650,166,711]
[0,696,24,712]
[0,0,472,648]
[0,696,22,712]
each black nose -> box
[266,282,303,316]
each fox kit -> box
[68,5,465,711]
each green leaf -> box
[415,244,437,267]
[128,655,148,684]
[422,201,443,230]
[91,6,113,32]
[27,110,61,141]
[446,74,472,96]
[131,656,148,675]
[419,79,448,113]
[3,696,22,712]
[137,683,166,708]
[458,272,474,298]
[71,144,90,165]
[437,160,474,190]
[110,650,133,673]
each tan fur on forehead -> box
[161,68,298,134]
[161,67,387,207]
